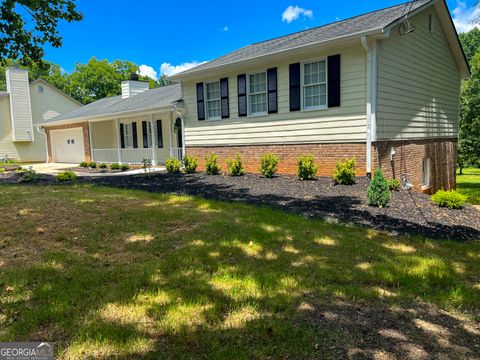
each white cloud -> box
[452,1,480,33]
[223,26,229,32]
[138,65,158,79]
[282,5,313,23]
[160,61,207,76]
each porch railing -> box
[92,148,176,165]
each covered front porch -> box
[89,109,184,165]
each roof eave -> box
[169,28,385,81]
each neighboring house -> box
[170,0,469,193]
[44,0,468,193]
[42,77,183,165]
[0,68,81,162]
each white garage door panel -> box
[51,128,85,163]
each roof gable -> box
[30,79,83,106]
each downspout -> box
[36,125,49,163]
[361,36,378,179]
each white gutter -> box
[361,36,378,178]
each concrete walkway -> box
[23,163,166,177]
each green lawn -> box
[457,167,480,204]
[0,184,479,359]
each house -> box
[43,0,469,193]
[0,68,81,162]
[42,76,183,165]
[170,0,469,193]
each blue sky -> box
[43,0,479,78]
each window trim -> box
[246,70,268,117]
[422,158,431,188]
[204,80,222,121]
[300,57,328,112]
[123,123,134,148]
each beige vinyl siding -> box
[6,69,34,141]
[182,43,367,146]
[91,120,117,149]
[376,9,461,140]
[0,82,81,162]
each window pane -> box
[206,82,220,100]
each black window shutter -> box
[328,54,341,107]
[267,68,278,114]
[156,120,163,148]
[237,74,247,117]
[289,63,301,111]
[196,83,205,120]
[220,77,229,118]
[132,122,138,148]
[142,121,148,148]
[119,123,125,149]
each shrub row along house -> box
[7,0,470,193]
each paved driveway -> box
[23,163,77,175]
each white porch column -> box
[169,111,173,159]
[88,121,94,162]
[115,118,122,164]
[180,115,186,159]
[150,114,156,166]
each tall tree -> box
[459,28,480,64]
[0,0,83,66]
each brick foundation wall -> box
[45,122,91,163]
[187,138,457,193]
[374,138,457,194]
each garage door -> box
[51,128,86,163]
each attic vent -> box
[38,85,44,93]
[428,14,433,33]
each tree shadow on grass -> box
[1,185,479,358]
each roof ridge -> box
[250,0,422,46]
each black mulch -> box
[1,171,479,241]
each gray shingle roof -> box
[173,0,431,77]
[46,83,182,123]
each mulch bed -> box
[1,171,479,241]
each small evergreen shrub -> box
[79,161,89,168]
[99,163,108,169]
[0,168,5,173]
[56,171,77,183]
[88,162,97,169]
[205,153,221,175]
[20,167,40,182]
[166,158,182,173]
[120,164,130,172]
[110,163,120,170]
[431,189,467,209]
[387,178,402,191]
[259,153,279,178]
[332,158,356,185]
[226,153,245,176]
[368,168,391,207]
[183,155,198,174]
[297,155,318,180]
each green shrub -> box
[0,168,5,173]
[56,171,77,183]
[88,162,97,169]
[110,163,120,170]
[431,189,467,209]
[260,153,279,178]
[98,163,108,169]
[120,164,130,172]
[183,155,198,174]
[205,153,221,175]
[166,158,182,173]
[368,168,391,207]
[79,161,89,168]
[297,155,318,180]
[226,153,245,176]
[141,158,152,173]
[20,167,40,183]
[387,178,402,191]
[332,158,356,185]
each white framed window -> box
[302,59,327,110]
[205,81,221,120]
[422,158,430,187]
[248,71,267,116]
[145,121,154,148]
[124,123,134,148]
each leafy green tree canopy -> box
[0,0,82,66]
[460,28,480,64]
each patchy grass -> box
[0,184,479,359]
[457,167,480,205]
